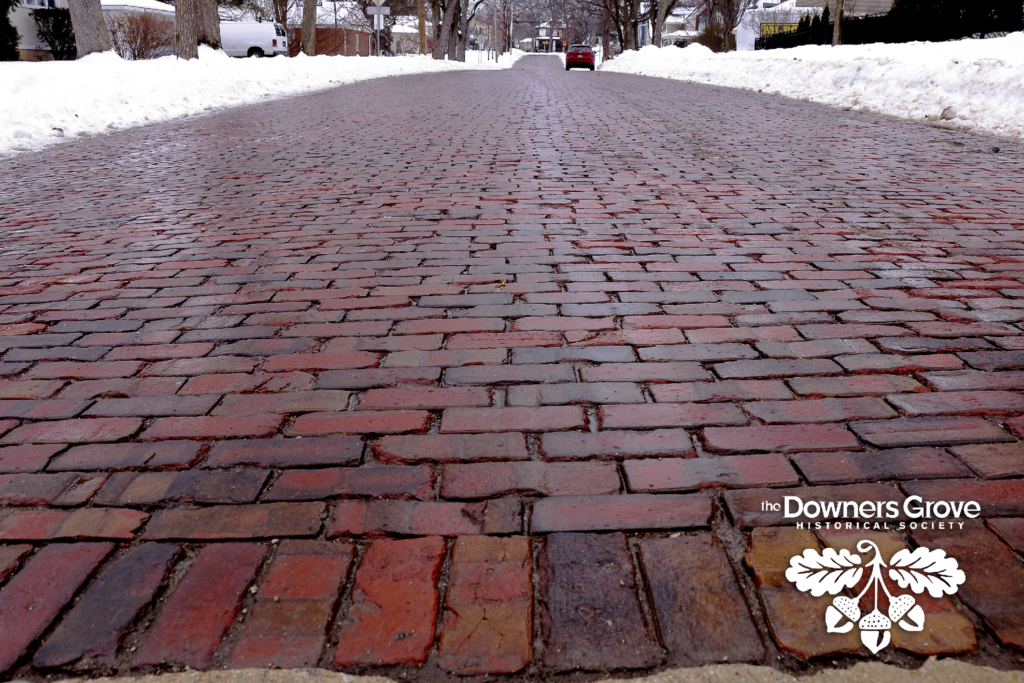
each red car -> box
[565,45,595,71]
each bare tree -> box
[649,0,679,46]
[66,0,111,56]
[699,0,751,50]
[832,0,843,43]
[301,0,316,52]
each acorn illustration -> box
[888,594,916,622]
[858,609,892,653]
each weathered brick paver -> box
[1,54,1024,678]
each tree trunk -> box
[601,3,610,60]
[174,0,198,59]
[831,0,843,44]
[301,0,316,54]
[418,0,425,53]
[67,0,111,57]
[456,8,468,60]
[273,0,288,32]
[446,0,459,58]
[196,0,221,49]
[432,0,457,58]
[651,0,676,47]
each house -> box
[659,3,702,46]
[12,0,174,60]
[733,0,825,50]
[534,20,562,52]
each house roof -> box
[101,0,174,14]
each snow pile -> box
[600,34,1024,140]
[465,48,527,69]
[0,46,525,157]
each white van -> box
[220,21,289,57]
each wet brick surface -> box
[1,54,1024,677]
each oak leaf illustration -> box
[887,547,966,598]
[785,548,863,597]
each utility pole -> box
[832,0,843,44]
[418,0,426,53]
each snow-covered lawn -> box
[0,47,526,157]
[600,34,1024,140]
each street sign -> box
[373,14,383,29]
[366,6,390,14]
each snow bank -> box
[600,34,1024,140]
[0,47,525,157]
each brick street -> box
[1,54,1024,678]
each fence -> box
[755,13,890,50]
[290,27,375,56]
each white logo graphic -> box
[785,540,966,654]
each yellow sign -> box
[760,23,799,36]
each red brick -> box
[793,447,972,484]
[135,544,267,668]
[0,545,30,584]
[384,349,506,368]
[104,342,214,361]
[94,470,269,506]
[914,522,1024,649]
[571,371,716,396]
[789,374,924,397]
[214,338,318,356]
[540,532,661,671]
[0,417,142,444]
[599,403,747,429]
[889,390,1024,416]
[205,436,363,468]
[623,314,730,329]
[143,356,258,376]
[232,541,353,668]
[0,379,64,399]
[541,428,695,460]
[744,528,860,658]
[86,394,219,418]
[0,543,113,674]
[0,444,63,473]
[703,424,859,453]
[266,466,434,501]
[445,364,576,385]
[374,433,529,463]
[442,461,619,499]
[0,508,147,540]
[58,376,185,400]
[358,387,490,410]
[642,535,765,665]
[797,324,911,339]
[532,493,710,532]
[178,372,314,395]
[26,361,144,380]
[903,479,1024,517]
[438,536,532,674]
[212,391,351,416]
[328,499,517,536]
[714,358,842,379]
[513,316,615,331]
[446,332,562,349]
[851,416,1013,447]
[334,537,445,666]
[140,414,283,441]
[440,406,585,433]
[625,454,798,492]
[950,442,1024,479]
[570,328,685,346]
[143,502,325,540]
[908,321,1021,337]
[0,398,90,420]
[744,396,896,423]
[989,518,1024,554]
[33,543,181,669]
[50,441,199,470]
[288,410,429,436]
[651,379,790,402]
[395,318,505,334]
[261,351,379,373]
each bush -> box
[107,11,174,59]
[0,0,19,61]
[694,14,733,51]
[31,7,76,59]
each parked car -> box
[220,20,288,57]
[565,44,595,71]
